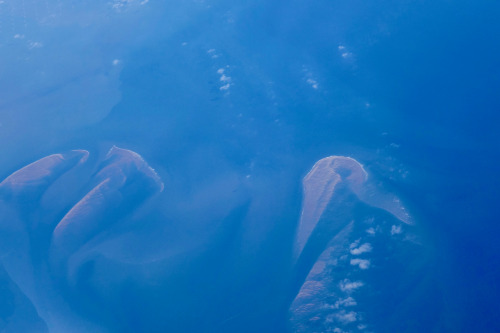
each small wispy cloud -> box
[391,225,403,235]
[112,0,132,10]
[338,44,354,60]
[350,243,372,255]
[366,227,376,235]
[336,310,358,324]
[302,66,319,90]
[334,297,357,308]
[349,239,360,249]
[112,0,148,10]
[390,142,401,149]
[350,258,370,270]
[339,279,364,292]
[220,74,231,83]
[207,48,219,59]
[217,68,232,92]
[28,41,43,49]
[306,78,318,89]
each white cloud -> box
[336,310,357,324]
[306,78,318,89]
[349,239,360,249]
[391,225,403,235]
[220,74,231,82]
[350,243,372,255]
[207,49,219,58]
[366,227,375,235]
[350,258,370,270]
[302,66,319,89]
[338,45,354,59]
[112,59,120,66]
[217,68,232,91]
[390,142,401,148]
[112,0,148,9]
[335,297,357,308]
[339,279,364,292]
[112,0,134,10]
[215,67,233,91]
[29,41,43,49]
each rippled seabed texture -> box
[1,0,499,332]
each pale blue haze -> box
[0,0,499,332]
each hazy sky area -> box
[0,0,499,332]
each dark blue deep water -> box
[0,1,499,332]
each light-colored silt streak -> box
[289,155,414,330]
[95,145,164,192]
[296,155,411,258]
[296,156,367,256]
[50,146,164,264]
[0,150,89,198]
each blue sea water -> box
[0,0,499,332]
